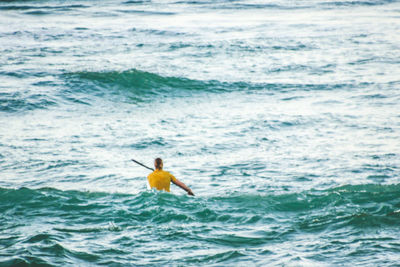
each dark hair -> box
[155,158,163,169]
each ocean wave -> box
[1,184,399,225]
[172,0,397,10]
[172,0,308,10]
[0,68,360,113]
[62,69,230,104]
[0,92,57,113]
[62,69,355,105]
[320,0,397,7]
[1,184,399,266]
[0,68,360,112]
[0,4,89,11]
[174,0,397,8]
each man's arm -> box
[172,178,194,196]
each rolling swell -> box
[63,69,228,100]
[63,69,354,104]
[0,67,362,113]
[1,65,355,114]
[1,184,399,265]
[1,185,399,265]
[1,183,399,228]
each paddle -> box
[131,159,154,171]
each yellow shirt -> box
[147,169,177,192]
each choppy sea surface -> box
[1,0,400,266]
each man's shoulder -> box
[149,170,173,177]
[160,170,175,177]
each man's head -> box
[154,158,163,170]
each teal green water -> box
[2,184,400,265]
[1,0,400,266]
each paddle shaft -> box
[131,159,154,171]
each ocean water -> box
[1,0,400,266]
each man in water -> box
[147,158,194,196]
